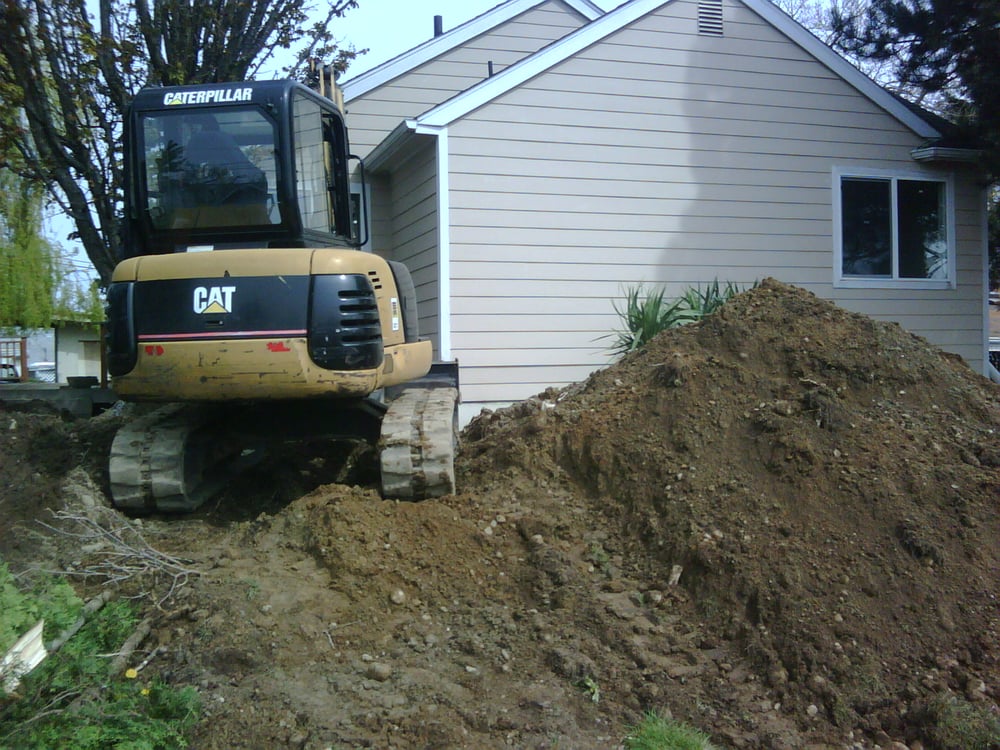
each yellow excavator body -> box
[110,248,432,402]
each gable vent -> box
[698,0,724,36]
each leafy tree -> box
[0,168,55,328]
[0,0,362,285]
[829,0,1000,176]
[772,0,902,92]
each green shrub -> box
[607,285,697,357]
[624,711,717,750]
[0,561,200,749]
[0,563,81,656]
[680,279,749,318]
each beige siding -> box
[446,0,987,409]
[375,139,441,352]
[344,2,589,157]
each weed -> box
[624,711,717,750]
[920,692,1000,750]
[585,542,611,573]
[577,676,600,704]
[242,578,261,601]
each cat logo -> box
[193,285,236,314]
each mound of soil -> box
[1,279,998,749]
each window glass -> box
[141,108,278,230]
[839,174,949,283]
[897,180,946,279]
[841,178,891,277]
[293,94,333,232]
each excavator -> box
[104,69,458,512]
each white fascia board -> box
[342,0,604,102]
[416,0,942,141]
[745,0,940,140]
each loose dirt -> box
[1,279,998,749]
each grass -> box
[923,692,1000,750]
[624,711,717,750]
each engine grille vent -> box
[309,274,383,370]
[337,288,381,344]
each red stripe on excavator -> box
[138,330,307,341]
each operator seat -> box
[173,123,270,229]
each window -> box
[350,181,371,252]
[292,94,333,233]
[141,108,278,230]
[835,170,953,288]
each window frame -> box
[832,166,957,290]
[350,179,372,253]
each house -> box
[341,0,989,425]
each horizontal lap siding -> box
[382,141,441,351]
[345,2,589,157]
[447,0,986,408]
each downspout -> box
[982,184,997,382]
[436,128,452,361]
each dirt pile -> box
[1,278,998,749]
[462,278,1000,744]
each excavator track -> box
[109,405,258,513]
[108,386,458,512]
[380,386,459,500]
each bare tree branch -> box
[0,0,364,284]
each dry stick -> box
[45,589,115,654]
[66,618,154,713]
[107,618,153,677]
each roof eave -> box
[365,120,448,174]
[364,120,417,174]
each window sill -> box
[834,277,954,291]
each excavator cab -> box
[106,80,457,512]
[124,80,355,252]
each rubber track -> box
[108,405,249,513]
[379,387,458,500]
